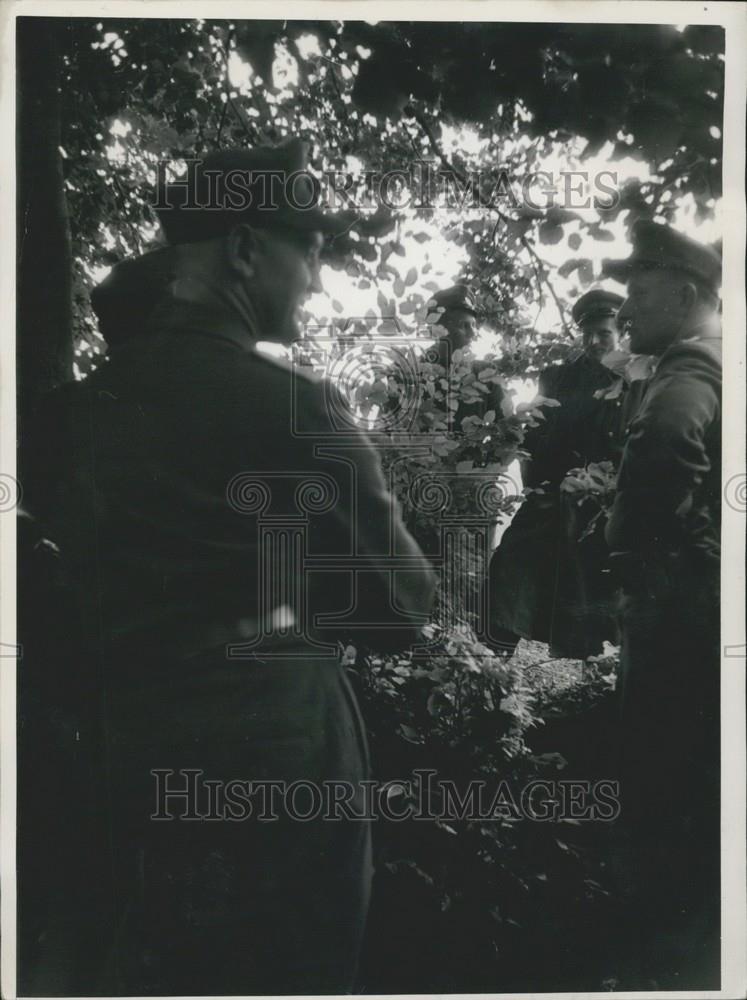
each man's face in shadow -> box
[581,316,619,362]
[441,307,477,352]
[616,268,706,357]
[249,227,324,344]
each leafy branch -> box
[407,106,571,336]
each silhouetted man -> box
[21,140,435,996]
[430,283,479,365]
[603,221,722,989]
[484,288,633,659]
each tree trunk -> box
[16,17,73,479]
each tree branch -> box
[216,29,260,145]
[321,56,345,107]
[216,98,229,147]
[408,106,572,337]
[519,234,572,336]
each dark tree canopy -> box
[19,17,724,390]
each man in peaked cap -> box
[431,280,510,407]
[430,283,480,361]
[570,287,624,359]
[484,286,637,660]
[601,220,722,988]
[155,137,343,231]
[604,218,721,351]
[22,141,435,995]
[382,281,499,434]
[427,283,509,424]
[383,282,512,561]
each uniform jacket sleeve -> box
[605,340,721,554]
[520,367,557,473]
[297,377,437,652]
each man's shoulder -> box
[649,339,722,406]
[634,338,722,428]
[538,361,566,385]
[167,337,328,403]
[251,348,324,387]
[250,349,356,438]
[658,337,722,375]
[538,359,584,394]
[248,350,337,414]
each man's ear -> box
[679,279,699,312]
[226,224,260,279]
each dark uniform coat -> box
[21,285,435,995]
[485,352,643,659]
[605,337,721,985]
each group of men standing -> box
[430,221,722,987]
[18,137,722,993]
[484,285,639,660]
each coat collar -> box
[148,293,259,352]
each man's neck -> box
[679,311,722,343]
[652,311,721,358]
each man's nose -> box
[309,263,323,295]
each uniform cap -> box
[602,220,721,294]
[571,288,624,326]
[430,284,478,316]
[154,139,354,245]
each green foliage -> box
[351,629,622,993]
[353,623,532,763]
[54,18,722,376]
[560,459,618,540]
[370,347,532,523]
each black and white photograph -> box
[2,2,746,997]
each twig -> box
[519,235,572,336]
[83,114,144,253]
[410,106,510,222]
[408,106,572,337]
[321,56,345,107]
[216,99,229,148]
[214,26,234,148]
[216,29,259,145]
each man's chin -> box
[273,311,302,346]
